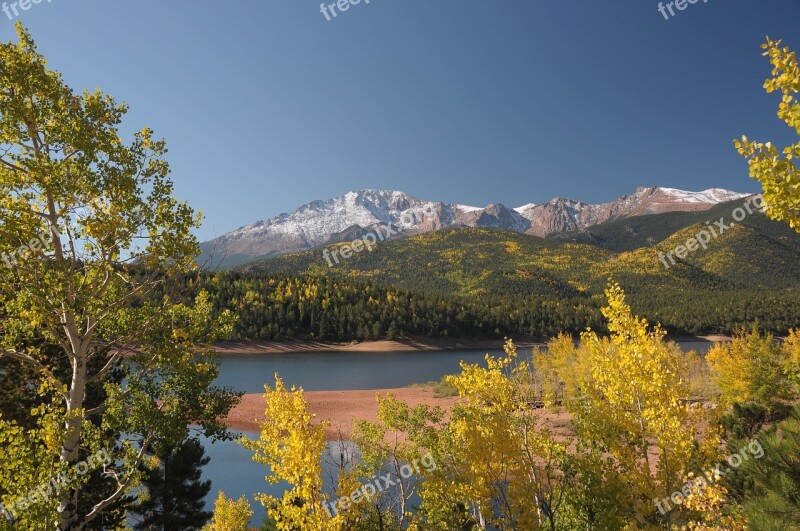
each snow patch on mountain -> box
[200,186,752,267]
[656,187,751,204]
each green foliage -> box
[185,269,605,341]
[130,438,213,531]
[721,402,772,441]
[0,24,241,529]
[736,38,800,232]
[408,378,459,398]
[742,406,800,530]
[0,378,70,529]
[351,394,444,528]
[183,222,800,342]
[0,342,132,529]
[550,196,800,255]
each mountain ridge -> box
[199,186,752,268]
[242,210,800,296]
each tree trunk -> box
[59,317,88,531]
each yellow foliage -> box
[203,492,253,531]
[532,333,586,407]
[706,341,753,406]
[575,282,702,522]
[680,482,747,531]
[241,376,344,530]
[682,350,714,398]
[735,38,800,232]
[418,340,569,530]
[786,328,800,379]
[706,329,799,408]
[504,241,521,254]
[229,284,747,529]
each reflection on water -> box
[201,434,393,528]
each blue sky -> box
[5,0,800,240]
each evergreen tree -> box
[0,24,239,529]
[131,438,213,531]
[0,343,133,529]
[743,406,800,530]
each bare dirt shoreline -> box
[213,335,727,356]
[219,336,728,440]
[223,386,576,442]
[213,338,543,355]
[224,387,461,438]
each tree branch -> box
[76,434,155,530]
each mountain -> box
[548,196,800,253]
[517,187,750,237]
[200,190,468,268]
[195,202,800,340]
[244,210,800,297]
[199,187,751,268]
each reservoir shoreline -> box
[213,335,729,356]
[224,386,460,438]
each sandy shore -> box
[213,336,725,356]
[225,387,695,474]
[213,338,544,355]
[224,387,460,439]
[219,336,727,441]
[224,386,577,441]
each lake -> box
[212,348,511,394]
[200,342,715,526]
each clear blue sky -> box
[5,1,800,240]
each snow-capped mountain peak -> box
[654,187,751,204]
[200,186,752,267]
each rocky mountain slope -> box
[200,187,751,268]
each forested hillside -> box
[184,217,800,341]
[245,209,800,293]
[548,197,800,251]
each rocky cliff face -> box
[199,187,751,267]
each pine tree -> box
[743,406,800,529]
[131,438,213,531]
[0,23,239,529]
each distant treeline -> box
[174,271,800,341]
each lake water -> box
[203,347,509,526]
[212,348,510,393]
[200,342,714,526]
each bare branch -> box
[0,155,25,173]
[76,434,155,530]
[0,348,46,369]
[86,348,124,385]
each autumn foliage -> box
[210,282,773,530]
